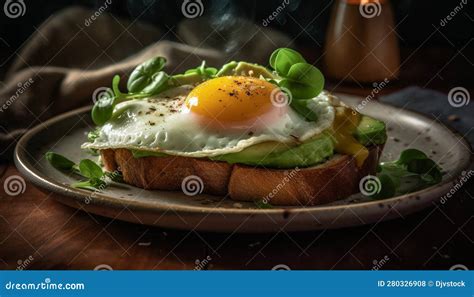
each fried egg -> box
[82,76,336,157]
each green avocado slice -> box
[354,116,387,146]
[216,61,275,79]
[130,150,167,158]
[211,133,334,169]
[127,116,386,169]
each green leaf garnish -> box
[140,71,169,94]
[286,63,324,98]
[87,128,100,142]
[268,48,325,120]
[197,61,218,77]
[45,152,76,171]
[279,79,317,100]
[289,100,319,121]
[78,159,104,179]
[45,152,120,192]
[91,48,325,126]
[169,62,217,87]
[72,178,107,191]
[373,149,442,199]
[255,200,273,209]
[183,61,217,79]
[270,48,306,76]
[91,70,166,125]
[396,149,430,165]
[90,58,221,125]
[127,57,167,93]
[111,74,123,97]
[91,91,115,126]
[376,174,397,198]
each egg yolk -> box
[185,76,278,125]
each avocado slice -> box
[131,150,167,158]
[129,116,385,168]
[170,72,207,86]
[217,61,275,79]
[354,116,387,146]
[211,133,334,169]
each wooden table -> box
[0,47,473,270]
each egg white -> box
[82,86,336,157]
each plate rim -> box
[14,99,474,217]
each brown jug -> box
[323,0,400,83]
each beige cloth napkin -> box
[0,6,292,159]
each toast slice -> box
[100,145,383,206]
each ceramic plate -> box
[14,94,473,233]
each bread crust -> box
[101,145,383,206]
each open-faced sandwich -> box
[79,48,387,206]
[46,48,442,206]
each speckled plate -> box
[14,94,473,233]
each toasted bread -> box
[100,145,383,206]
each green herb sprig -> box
[254,200,273,209]
[91,58,218,126]
[91,48,326,126]
[373,149,442,199]
[267,48,325,121]
[45,152,122,191]
[92,57,169,126]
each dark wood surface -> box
[0,163,473,270]
[0,46,473,270]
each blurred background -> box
[0,0,472,49]
[0,0,473,88]
[1,0,472,154]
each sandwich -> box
[80,48,387,206]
